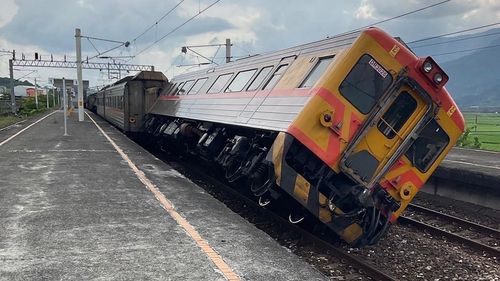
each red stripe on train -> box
[157,87,314,101]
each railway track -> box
[399,203,500,257]
[152,151,398,281]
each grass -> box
[0,114,25,129]
[463,112,500,151]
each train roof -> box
[170,30,364,81]
[97,71,168,92]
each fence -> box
[0,99,12,114]
[463,113,500,151]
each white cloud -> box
[0,0,18,28]
[1,0,500,86]
[355,0,376,20]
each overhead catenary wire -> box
[410,30,500,49]
[408,22,500,44]
[128,0,222,62]
[340,0,451,35]
[131,0,186,43]
[430,43,500,57]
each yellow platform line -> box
[86,112,240,281]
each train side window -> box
[247,66,273,91]
[165,83,177,95]
[405,120,449,172]
[262,64,289,90]
[339,54,393,114]
[225,69,257,93]
[187,78,208,95]
[299,56,334,88]
[208,73,233,94]
[179,80,195,95]
[174,82,184,95]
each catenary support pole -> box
[63,78,68,136]
[75,28,84,121]
[9,58,15,114]
[34,78,38,109]
[225,38,231,63]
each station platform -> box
[423,147,500,209]
[0,111,327,280]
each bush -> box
[457,126,481,148]
[19,96,50,116]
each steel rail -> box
[408,203,500,237]
[164,157,398,281]
[398,216,500,258]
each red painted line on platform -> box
[85,112,240,281]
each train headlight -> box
[423,61,433,73]
[434,73,443,84]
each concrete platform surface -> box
[0,110,327,281]
[425,147,500,209]
[444,147,500,179]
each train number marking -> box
[368,59,388,78]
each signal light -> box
[423,61,432,73]
[418,57,448,88]
[434,73,443,84]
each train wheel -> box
[225,156,246,182]
[249,163,274,197]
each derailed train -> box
[88,27,465,246]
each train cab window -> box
[225,69,257,93]
[377,91,417,139]
[263,64,289,90]
[299,56,334,88]
[187,78,208,95]
[247,66,273,91]
[208,73,233,93]
[174,82,184,95]
[178,80,195,95]
[405,120,450,172]
[339,54,393,114]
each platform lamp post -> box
[46,84,49,109]
[62,78,68,136]
[52,87,56,108]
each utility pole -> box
[34,78,38,109]
[9,51,15,114]
[46,85,49,109]
[52,88,56,108]
[225,38,231,63]
[75,28,84,121]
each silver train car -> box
[93,71,167,132]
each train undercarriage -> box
[142,114,400,247]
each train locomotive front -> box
[143,27,465,246]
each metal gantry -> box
[7,49,154,114]
[11,59,154,71]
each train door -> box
[340,86,430,187]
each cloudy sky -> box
[0,0,499,87]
